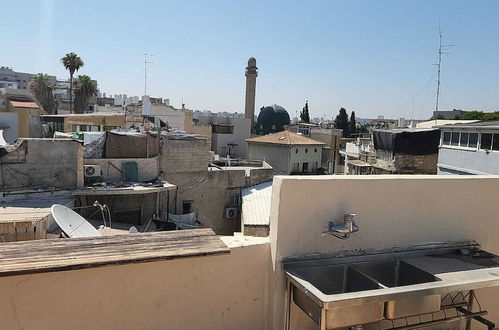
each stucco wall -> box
[438,146,499,175]
[289,145,323,172]
[0,241,270,330]
[268,175,499,329]
[161,137,211,174]
[248,144,290,173]
[0,139,83,191]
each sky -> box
[1,0,499,120]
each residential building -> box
[286,123,344,173]
[371,128,440,174]
[0,66,56,91]
[161,133,273,235]
[341,137,376,175]
[437,120,499,175]
[246,130,325,174]
[195,115,251,157]
[0,96,45,138]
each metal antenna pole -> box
[143,52,155,96]
[435,26,454,112]
[435,27,443,112]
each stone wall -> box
[160,137,211,174]
[0,139,83,191]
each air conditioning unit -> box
[84,165,102,178]
[224,207,238,219]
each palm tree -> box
[73,75,97,113]
[61,52,84,113]
[28,73,55,114]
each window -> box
[182,200,192,214]
[229,194,240,206]
[451,132,460,146]
[469,133,478,148]
[295,149,298,153]
[481,133,492,150]
[302,162,309,172]
[305,148,308,153]
[460,132,469,147]
[314,148,317,153]
[493,134,499,151]
[442,132,451,145]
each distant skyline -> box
[1,0,499,120]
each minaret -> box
[244,57,258,129]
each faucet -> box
[322,213,359,240]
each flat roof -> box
[436,120,499,129]
[0,192,73,223]
[0,229,229,277]
[73,182,176,196]
[348,159,371,167]
[246,130,325,146]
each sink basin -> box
[290,265,384,328]
[352,260,439,287]
[290,264,382,295]
[352,260,441,319]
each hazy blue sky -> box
[1,0,498,119]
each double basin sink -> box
[287,259,441,328]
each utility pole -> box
[435,26,454,112]
[143,52,155,96]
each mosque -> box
[244,57,291,136]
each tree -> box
[334,107,349,137]
[73,75,97,113]
[61,52,84,113]
[348,111,357,137]
[28,73,55,114]
[300,101,310,123]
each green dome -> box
[256,104,290,135]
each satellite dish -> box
[129,226,138,234]
[51,204,101,238]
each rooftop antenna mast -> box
[435,26,454,112]
[143,52,155,96]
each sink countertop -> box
[285,251,499,308]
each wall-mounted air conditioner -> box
[224,207,238,219]
[84,165,102,178]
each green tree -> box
[348,111,357,136]
[73,75,97,113]
[28,73,55,114]
[300,101,310,123]
[334,107,349,137]
[61,52,84,113]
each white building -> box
[246,130,325,174]
[437,120,499,175]
[0,66,56,91]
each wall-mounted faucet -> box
[322,213,359,239]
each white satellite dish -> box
[128,226,138,234]
[51,204,101,238]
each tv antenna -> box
[143,52,155,96]
[434,26,454,112]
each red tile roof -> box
[246,130,325,146]
[9,101,40,109]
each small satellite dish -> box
[129,226,138,234]
[51,204,101,238]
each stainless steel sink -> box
[352,260,439,287]
[290,264,385,328]
[352,260,441,319]
[290,264,382,295]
